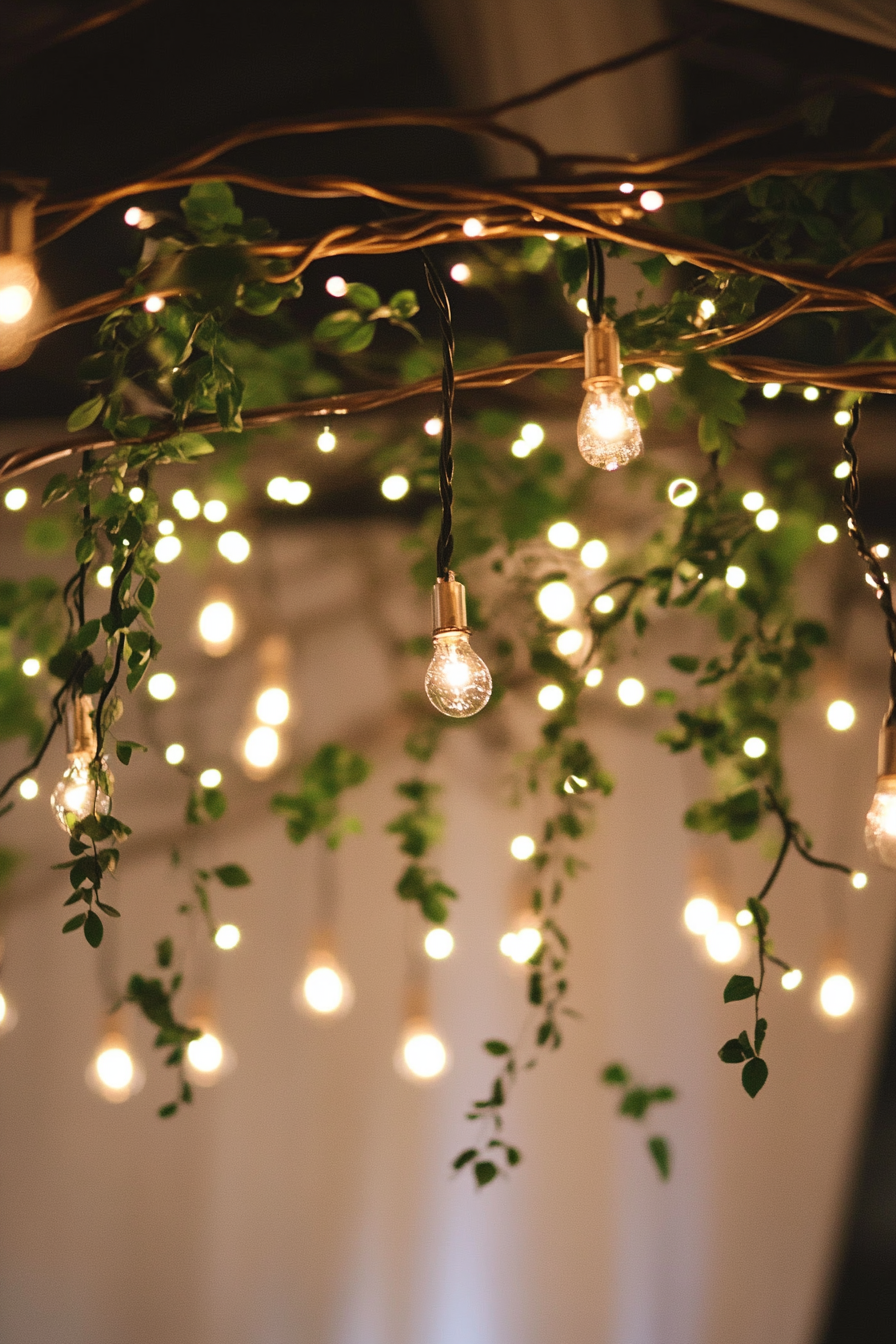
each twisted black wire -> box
[586,237,605,323]
[839,402,896,723]
[421,250,455,579]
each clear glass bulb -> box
[0,254,38,326]
[395,1017,450,1080]
[86,1030,144,1103]
[425,631,492,718]
[51,752,112,834]
[183,1024,235,1086]
[866,776,896,867]
[293,951,354,1018]
[577,386,643,471]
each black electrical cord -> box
[586,237,605,324]
[420,249,455,580]
[839,402,896,724]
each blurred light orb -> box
[424,927,454,959]
[243,725,279,770]
[556,628,584,656]
[510,834,536,861]
[820,972,855,1018]
[580,539,608,569]
[706,920,742,963]
[726,565,747,589]
[683,896,718,935]
[755,508,779,532]
[818,524,838,544]
[640,190,664,211]
[449,263,471,284]
[199,768,222,788]
[215,924,241,950]
[548,521,579,549]
[218,531,250,563]
[584,667,603,687]
[827,699,856,732]
[4,487,27,511]
[19,778,38,800]
[668,478,698,508]
[742,491,764,512]
[147,673,176,700]
[165,743,185,765]
[617,677,645,706]
[325,276,348,297]
[204,499,228,522]
[782,968,802,990]
[256,688,289,725]
[154,535,181,563]
[538,684,564,711]
[381,474,409,501]
[538,581,576,622]
[743,736,767,758]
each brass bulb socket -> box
[582,316,623,389]
[878,723,896,778]
[70,694,97,756]
[432,575,469,635]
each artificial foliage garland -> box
[0,42,894,1183]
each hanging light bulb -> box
[577,316,643,471]
[50,696,113,834]
[425,575,491,718]
[183,1005,235,1086]
[198,597,237,656]
[242,725,280,773]
[293,947,354,1019]
[0,195,40,370]
[239,636,293,779]
[865,723,896,867]
[818,961,857,1019]
[86,1019,144,1103]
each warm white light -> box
[284,480,311,505]
[187,1032,224,1073]
[735,908,754,927]
[834,410,852,426]
[503,926,542,964]
[147,673,176,700]
[668,478,698,508]
[199,768,222,788]
[755,508,779,532]
[96,1045,134,1091]
[424,927,454,959]
[833,461,851,480]
[706,920,742,963]
[698,299,716,320]
[449,263,471,284]
[638,372,657,391]
[577,298,590,314]
[267,476,289,501]
[21,657,40,677]
[851,871,868,890]
[128,486,145,503]
[762,382,782,399]
[820,972,855,1018]
[803,386,819,402]
[584,667,603,687]
[548,521,579,550]
[317,429,337,453]
[51,753,112,833]
[256,687,289,725]
[157,519,175,535]
[511,441,531,459]
[0,285,33,324]
[172,489,200,519]
[425,631,492,718]
[618,677,645,706]
[154,535,182,563]
[4,487,27,510]
[124,206,144,226]
[577,385,643,471]
[303,966,346,1014]
[818,524,838,544]
[627,384,640,397]
[580,539,608,569]
[873,543,890,559]
[684,896,718,935]
[424,417,442,437]
[742,491,764,512]
[88,1033,144,1103]
[619,181,634,194]
[538,580,576,622]
[827,699,855,731]
[325,275,348,297]
[556,628,584,655]
[203,499,228,522]
[96,565,113,587]
[543,232,560,241]
[198,600,235,651]
[382,474,409,501]
[538,684,564,711]
[143,294,165,313]
[0,991,12,1031]
[243,725,279,770]
[403,1029,448,1078]
[521,423,544,448]
[640,190,664,211]
[593,594,615,614]
[510,834,536,861]
[215,924,241,950]
[743,736,767,758]
[165,743,185,765]
[865,778,896,867]
[656,366,674,383]
[19,777,38,800]
[726,565,747,589]
[782,968,802,990]
[462,217,484,237]
[218,531,250,563]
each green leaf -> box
[741,1056,769,1098]
[388,289,419,319]
[75,534,96,566]
[724,974,757,1003]
[158,1102,178,1118]
[647,1135,671,1180]
[67,396,105,432]
[180,180,244,236]
[669,654,700,673]
[74,619,101,650]
[453,1148,478,1170]
[62,912,87,933]
[484,1040,510,1055]
[737,1030,755,1060]
[474,1161,498,1188]
[754,1017,768,1055]
[214,863,250,887]
[156,936,174,968]
[506,1147,521,1166]
[620,1087,651,1119]
[345,283,381,313]
[84,910,104,947]
[602,1062,629,1086]
[719,1038,746,1064]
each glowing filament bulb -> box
[243,725,280,772]
[198,599,236,654]
[425,631,491,718]
[397,1018,449,1080]
[0,254,38,325]
[294,952,354,1018]
[866,775,896,868]
[256,687,289,725]
[187,1032,224,1074]
[87,1030,144,1103]
[577,386,643,471]
[51,752,112,834]
[819,970,855,1018]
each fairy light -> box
[538,684,564,711]
[203,499,228,522]
[154,535,181,563]
[147,673,176,701]
[4,488,26,511]
[593,594,615,614]
[619,182,634,194]
[762,383,781,399]
[449,263,471,284]
[317,428,337,452]
[735,908,754,927]
[424,928,454,959]
[544,232,560,241]
[242,725,280,772]
[556,629,584,655]
[510,835,536,861]
[743,736,767,758]
[214,924,241,950]
[267,477,289,501]
[462,218,484,237]
[520,423,544,448]
[726,565,747,589]
[381,475,409,501]
[698,299,716,320]
[639,191,664,212]
[834,410,852,426]
[218,531,250,563]
[755,508,779,532]
[157,519,175,535]
[143,294,165,313]
[284,481,311,505]
[668,478,698,508]
[584,667,603,687]
[851,871,868,889]
[683,896,717,935]
[580,539,608,569]
[626,383,640,397]
[705,919,742,963]
[19,778,38,800]
[165,743,185,765]
[655,367,674,383]
[547,521,579,549]
[21,658,39,677]
[128,486,144,503]
[172,489,200,519]
[199,768,222,788]
[538,581,576,622]
[819,968,856,1018]
[781,968,802,990]
[500,925,542,964]
[638,372,657,391]
[424,417,442,436]
[803,386,819,401]
[618,677,645,707]
[818,524,838,543]
[198,599,236,655]
[827,700,856,731]
[325,276,348,297]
